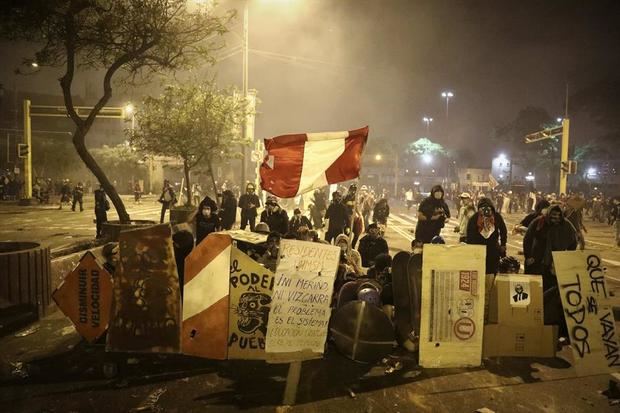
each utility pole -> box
[240,0,249,186]
[393,147,399,196]
[559,118,570,195]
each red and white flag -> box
[260,126,369,198]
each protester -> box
[612,197,620,247]
[58,179,71,210]
[238,183,260,231]
[195,202,221,245]
[324,191,349,243]
[71,181,84,212]
[94,184,110,239]
[455,192,475,242]
[523,205,577,290]
[405,188,415,211]
[309,188,327,229]
[513,199,550,235]
[260,196,289,235]
[258,231,281,272]
[373,197,390,226]
[133,182,142,204]
[219,189,237,230]
[335,234,364,275]
[158,180,177,223]
[358,222,389,268]
[466,197,507,275]
[289,208,313,233]
[415,184,450,243]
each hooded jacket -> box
[415,185,450,243]
[523,205,577,271]
[520,199,550,228]
[466,197,507,274]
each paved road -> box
[383,203,620,298]
[0,195,163,250]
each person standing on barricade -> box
[238,182,260,231]
[466,197,507,275]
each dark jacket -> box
[520,199,550,228]
[466,209,508,275]
[219,191,237,230]
[159,187,177,205]
[325,200,349,233]
[358,235,389,267]
[239,193,260,217]
[260,208,289,235]
[523,205,577,275]
[373,199,390,224]
[94,188,109,214]
[289,215,313,233]
[415,185,450,243]
[196,213,220,245]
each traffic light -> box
[561,161,569,173]
[568,160,577,175]
[17,143,29,158]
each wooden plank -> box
[419,244,486,368]
[553,250,620,376]
[282,361,302,406]
[19,252,29,304]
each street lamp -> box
[375,153,382,161]
[441,91,454,118]
[423,116,433,134]
[422,153,433,165]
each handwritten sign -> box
[265,240,340,361]
[553,251,620,376]
[52,251,113,343]
[419,245,487,368]
[219,229,268,245]
[228,246,275,359]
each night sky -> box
[1,0,618,165]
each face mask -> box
[434,192,442,200]
[339,244,347,252]
[480,206,493,217]
[413,248,423,255]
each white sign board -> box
[553,250,620,376]
[265,240,340,361]
[420,244,487,368]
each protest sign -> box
[220,229,268,245]
[265,240,340,362]
[419,244,486,368]
[106,224,181,353]
[553,250,620,376]
[227,246,275,359]
[52,251,112,343]
[182,233,232,359]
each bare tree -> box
[0,0,234,222]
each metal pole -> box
[393,150,399,196]
[6,133,9,163]
[559,118,570,195]
[23,99,32,199]
[240,0,249,186]
[446,97,450,119]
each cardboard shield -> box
[106,224,181,353]
[227,247,275,359]
[329,300,395,363]
[52,251,112,343]
[182,233,232,359]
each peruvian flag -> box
[260,126,369,198]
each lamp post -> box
[423,116,433,134]
[441,91,454,119]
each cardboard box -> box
[483,324,557,358]
[486,274,543,327]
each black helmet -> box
[499,256,520,273]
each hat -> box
[459,192,471,199]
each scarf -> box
[477,214,496,239]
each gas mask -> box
[480,206,493,217]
